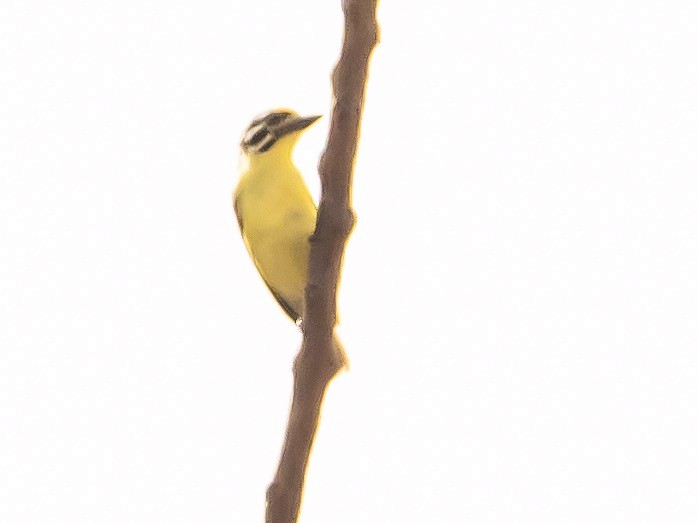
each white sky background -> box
[1,1,697,521]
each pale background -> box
[1,1,697,522]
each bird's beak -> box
[272,115,322,139]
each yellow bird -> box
[233,109,324,327]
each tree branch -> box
[264,1,379,522]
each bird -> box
[233,109,345,363]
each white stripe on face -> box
[253,132,276,153]
[241,110,294,154]
[244,123,267,145]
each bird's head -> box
[240,109,321,157]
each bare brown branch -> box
[264,1,379,522]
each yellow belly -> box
[235,162,317,319]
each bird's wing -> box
[233,193,301,323]
[233,193,245,234]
